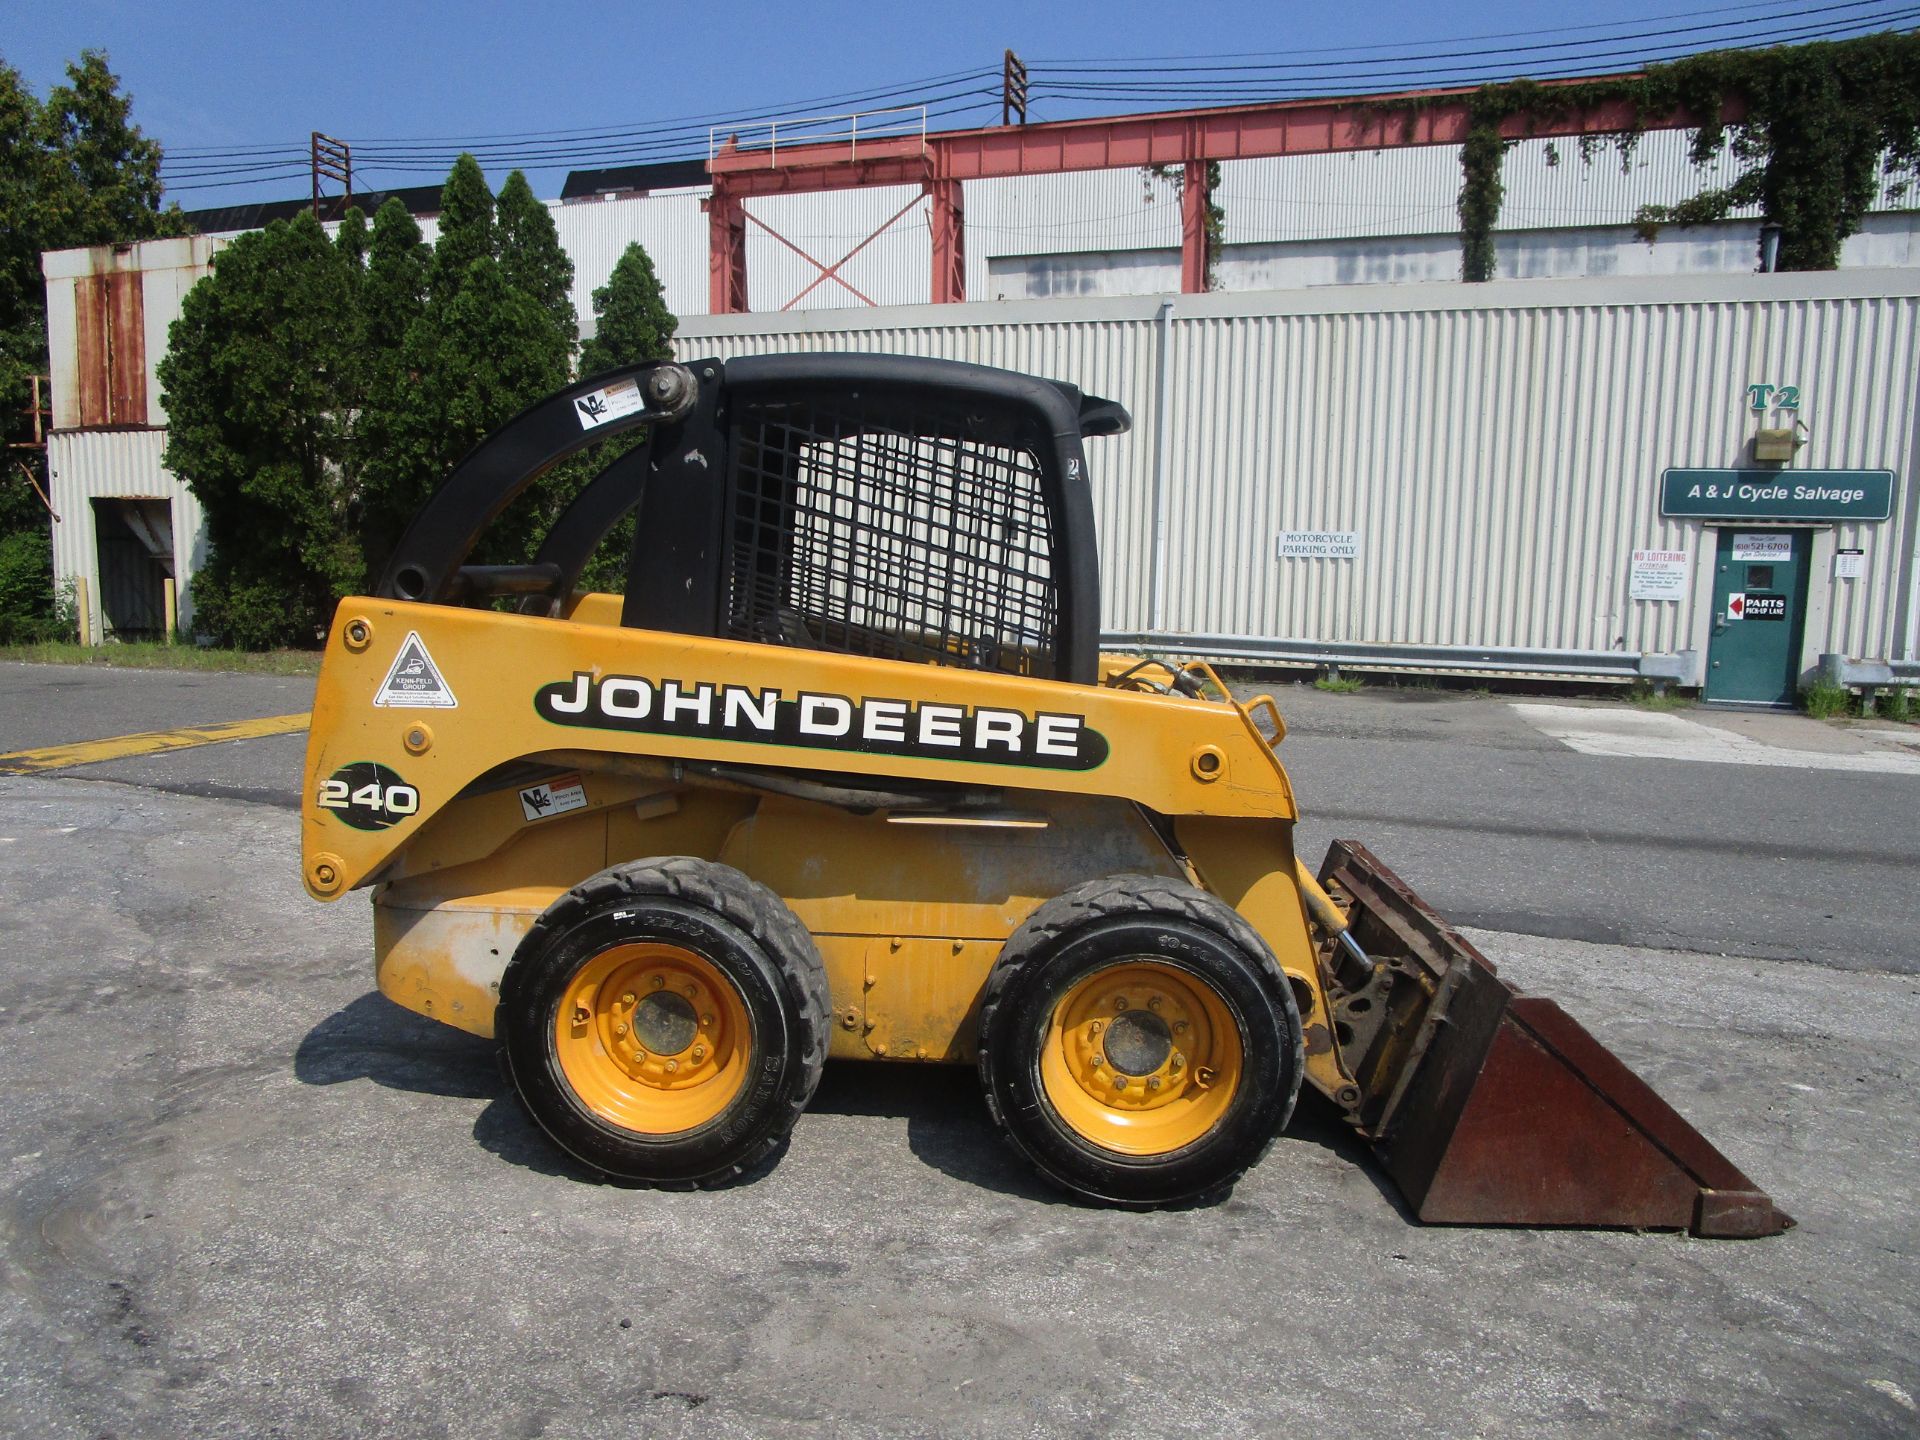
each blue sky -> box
[7,1,1911,210]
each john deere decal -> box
[534,670,1108,771]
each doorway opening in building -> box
[91,498,175,640]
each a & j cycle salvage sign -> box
[1660,468,1894,522]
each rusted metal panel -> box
[67,267,150,426]
[74,275,109,427]
[108,269,146,423]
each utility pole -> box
[1002,50,1028,127]
[310,132,351,218]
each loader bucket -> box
[1316,841,1792,1238]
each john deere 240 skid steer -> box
[301,353,1788,1234]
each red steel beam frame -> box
[706,75,1741,312]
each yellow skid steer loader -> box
[301,354,1788,1233]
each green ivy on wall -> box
[1380,33,1920,281]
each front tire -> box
[498,857,829,1187]
[978,875,1303,1207]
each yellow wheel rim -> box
[553,943,753,1135]
[1038,961,1243,1156]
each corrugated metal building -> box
[42,237,218,639]
[671,270,1920,695]
[36,133,1919,690]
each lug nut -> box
[613,1022,627,1036]
[1173,1020,1188,1034]
[1089,1020,1102,1035]
[1114,996,1129,1012]
[685,984,698,998]
[1170,1053,1184,1071]
[650,975,664,989]
[701,1013,713,1027]
[665,1059,679,1073]
[1092,1054,1104,1068]
[573,1006,591,1025]
[1148,996,1162,1012]
[692,1045,706,1061]
[621,992,635,1006]
[1112,1076,1126,1090]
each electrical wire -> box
[157,1,1918,197]
[1036,0,1889,64]
[1029,7,1917,97]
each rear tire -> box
[978,875,1303,1207]
[498,857,829,1187]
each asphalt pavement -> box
[1,661,1916,1438]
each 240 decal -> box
[317,761,419,831]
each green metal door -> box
[1705,529,1810,705]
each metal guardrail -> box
[710,106,928,167]
[1101,631,1699,683]
[1819,653,1920,689]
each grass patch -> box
[1626,681,1691,710]
[1801,678,1854,719]
[0,640,321,676]
[1313,673,1366,694]
[1873,687,1917,724]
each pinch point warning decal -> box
[373,631,458,709]
[574,377,646,430]
[520,773,588,822]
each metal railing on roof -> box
[709,106,928,168]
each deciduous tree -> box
[0,50,180,634]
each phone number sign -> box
[1661,468,1894,521]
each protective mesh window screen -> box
[725,395,1058,675]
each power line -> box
[1028,0,1881,63]
[162,65,1000,160]
[157,2,1918,196]
[1027,13,1919,102]
[1030,5,1914,90]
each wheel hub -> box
[1102,1008,1173,1075]
[631,990,699,1055]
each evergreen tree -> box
[351,199,431,572]
[390,252,572,565]
[574,242,679,593]
[158,213,358,647]
[428,153,493,303]
[578,242,677,376]
[497,169,576,346]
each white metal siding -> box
[47,428,205,637]
[554,191,709,331]
[679,271,1920,667]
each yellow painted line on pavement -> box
[0,713,311,775]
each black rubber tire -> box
[977,874,1304,1207]
[497,857,830,1188]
